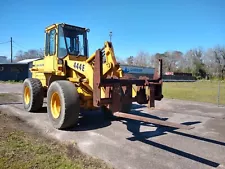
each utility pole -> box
[109,31,112,42]
[10,37,13,63]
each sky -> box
[0,0,224,60]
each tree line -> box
[11,45,225,80]
[3,49,44,63]
[118,45,225,80]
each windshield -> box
[58,24,88,58]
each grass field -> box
[0,110,112,169]
[163,80,225,105]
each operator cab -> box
[45,23,89,59]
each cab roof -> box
[45,23,86,31]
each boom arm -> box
[67,41,123,90]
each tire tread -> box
[23,78,44,112]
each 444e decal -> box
[74,62,85,71]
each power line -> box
[12,40,28,50]
[12,45,19,49]
[0,38,13,63]
[0,38,26,63]
[0,41,10,44]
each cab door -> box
[44,28,58,72]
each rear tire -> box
[47,80,80,130]
[22,78,44,112]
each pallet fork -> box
[93,49,194,130]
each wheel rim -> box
[24,86,30,104]
[50,92,61,119]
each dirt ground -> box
[0,110,111,169]
[0,91,112,169]
[1,83,225,169]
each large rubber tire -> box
[47,80,80,130]
[22,78,44,112]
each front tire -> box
[47,80,80,130]
[22,78,44,112]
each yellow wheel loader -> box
[22,23,193,130]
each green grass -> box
[0,80,23,84]
[163,80,225,105]
[0,93,20,103]
[0,131,81,169]
[0,112,112,169]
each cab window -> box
[58,26,67,58]
[49,29,56,56]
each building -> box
[163,72,196,82]
[120,64,155,78]
[17,58,40,78]
[0,58,196,82]
[0,63,28,81]
[0,58,40,81]
[0,59,156,82]
[17,58,40,64]
[0,56,8,63]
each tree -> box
[115,56,126,64]
[149,50,183,73]
[133,51,150,67]
[213,46,225,79]
[151,53,167,73]
[126,56,134,65]
[122,45,225,80]
[203,48,218,78]
[184,48,206,79]
[14,49,44,62]
[171,51,183,71]
[163,51,183,72]
[204,46,225,79]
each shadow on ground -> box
[70,109,113,131]
[0,102,23,105]
[2,101,224,167]
[122,110,224,168]
[30,105,113,131]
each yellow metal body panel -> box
[30,23,137,110]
